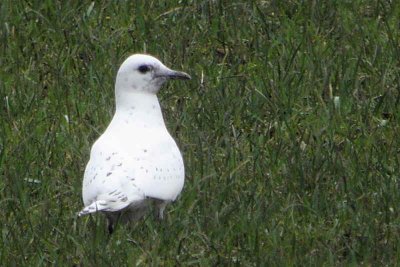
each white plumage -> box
[78,54,190,233]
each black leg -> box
[108,221,114,234]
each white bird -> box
[78,54,191,233]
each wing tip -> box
[78,200,107,216]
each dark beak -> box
[167,70,191,80]
[156,68,191,80]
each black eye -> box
[138,65,151,74]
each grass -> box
[1,0,399,265]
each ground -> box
[0,1,399,265]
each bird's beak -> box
[156,68,191,80]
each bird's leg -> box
[154,200,169,221]
[108,221,114,234]
[107,215,116,234]
[106,213,121,234]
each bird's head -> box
[115,54,191,94]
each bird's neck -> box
[114,90,165,126]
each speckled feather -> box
[78,54,190,231]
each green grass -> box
[1,0,400,265]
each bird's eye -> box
[138,65,151,74]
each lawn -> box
[1,0,399,265]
